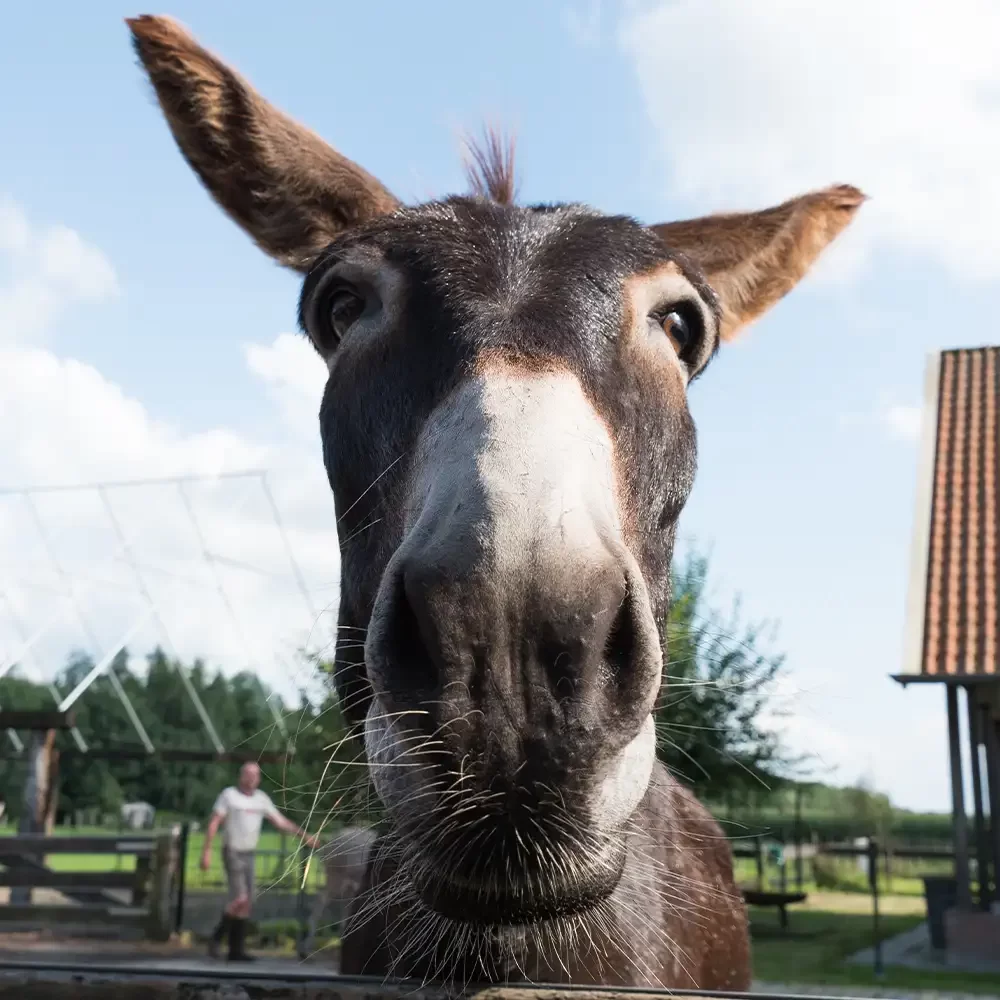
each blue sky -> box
[2,0,998,811]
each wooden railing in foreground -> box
[0,963,868,1000]
[0,830,179,941]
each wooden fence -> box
[0,829,180,940]
[0,969,858,1000]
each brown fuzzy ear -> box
[126,15,399,272]
[651,185,866,340]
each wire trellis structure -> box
[0,469,333,756]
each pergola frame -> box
[0,470,325,759]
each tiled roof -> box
[901,346,999,679]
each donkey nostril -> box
[378,572,438,694]
[604,587,637,679]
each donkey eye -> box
[652,304,702,364]
[327,288,365,341]
[660,311,692,354]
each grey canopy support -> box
[0,469,321,757]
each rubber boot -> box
[227,916,255,962]
[208,913,231,958]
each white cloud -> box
[0,197,119,343]
[839,393,923,443]
[619,0,1000,282]
[755,666,948,811]
[758,670,857,778]
[0,198,338,734]
[0,197,30,253]
[244,333,328,441]
[38,225,119,302]
[881,403,923,442]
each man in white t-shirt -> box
[201,761,318,961]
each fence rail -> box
[0,827,974,981]
[0,834,160,854]
[0,960,885,1000]
[0,828,180,940]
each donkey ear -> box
[126,15,399,273]
[651,185,866,341]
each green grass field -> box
[750,893,1000,996]
[0,824,325,891]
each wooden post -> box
[132,854,151,907]
[755,835,764,891]
[794,785,804,892]
[947,685,972,909]
[146,833,175,942]
[12,730,59,905]
[986,714,1000,905]
[966,689,990,909]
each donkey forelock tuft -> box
[463,127,518,206]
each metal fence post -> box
[174,821,189,934]
[779,832,787,893]
[869,836,883,977]
[793,786,804,891]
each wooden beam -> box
[0,835,156,854]
[967,689,991,909]
[85,748,293,763]
[0,710,75,730]
[0,748,293,763]
[891,673,1000,686]
[948,684,972,909]
[0,869,137,890]
[0,903,145,924]
[0,852,132,907]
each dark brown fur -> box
[343,769,750,988]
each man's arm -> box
[265,801,318,848]
[203,811,224,853]
[200,792,228,870]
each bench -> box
[740,888,807,930]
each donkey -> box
[127,14,863,990]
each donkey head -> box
[129,15,862,927]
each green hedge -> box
[709,810,953,846]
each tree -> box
[0,646,368,831]
[842,773,893,839]
[654,550,797,800]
